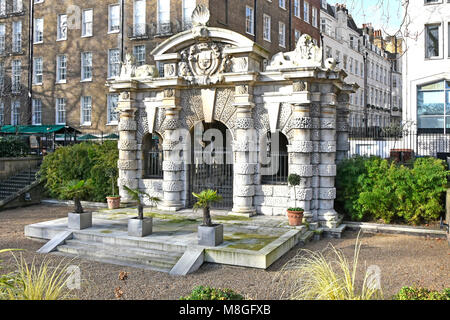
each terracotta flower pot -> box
[287,210,304,226]
[106,196,121,209]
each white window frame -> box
[279,22,286,48]
[303,1,310,23]
[57,14,67,41]
[55,98,66,125]
[34,18,44,44]
[32,99,42,125]
[133,45,146,66]
[11,100,20,125]
[263,14,271,42]
[80,96,92,126]
[245,6,254,35]
[0,24,5,54]
[294,0,300,18]
[81,52,92,81]
[108,4,120,33]
[107,94,119,125]
[12,21,22,52]
[82,9,93,37]
[108,48,121,78]
[312,7,318,28]
[56,54,67,83]
[33,57,43,85]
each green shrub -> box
[393,287,450,300]
[180,286,244,300]
[0,136,30,158]
[39,141,119,202]
[336,156,448,225]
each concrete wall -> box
[0,156,41,181]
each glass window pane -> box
[417,91,445,115]
[418,116,444,129]
[426,25,440,58]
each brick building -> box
[0,0,321,135]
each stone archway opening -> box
[188,120,234,209]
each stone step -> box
[298,230,314,245]
[56,240,183,272]
[72,232,187,253]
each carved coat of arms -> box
[178,42,231,85]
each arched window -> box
[261,131,288,185]
[142,133,163,178]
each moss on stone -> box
[213,215,251,222]
[100,230,113,234]
[223,232,278,251]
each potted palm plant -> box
[106,168,120,209]
[60,179,93,230]
[124,185,160,237]
[287,174,304,226]
[193,189,224,246]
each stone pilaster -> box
[288,81,313,222]
[117,91,139,204]
[336,92,350,163]
[160,88,184,211]
[318,85,340,228]
[230,84,257,217]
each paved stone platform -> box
[25,208,314,271]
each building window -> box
[0,102,3,126]
[33,57,43,85]
[108,49,121,78]
[32,99,42,125]
[263,14,271,42]
[57,14,67,40]
[182,0,196,28]
[133,45,146,66]
[0,0,5,16]
[425,24,440,58]
[279,22,286,48]
[56,98,66,125]
[0,24,5,54]
[81,52,92,81]
[0,62,4,91]
[108,4,120,33]
[295,30,301,44]
[56,55,67,83]
[107,94,119,124]
[134,0,146,35]
[82,9,93,37]
[303,1,310,23]
[343,55,348,70]
[143,133,163,179]
[417,80,450,132]
[81,96,92,125]
[34,18,44,43]
[245,6,254,35]
[11,101,20,125]
[294,0,300,17]
[12,21,22,52]
[279,0,286,9]
[11,60,21,93]
[312,7,318,28]
[157,0,170,34]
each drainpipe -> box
[363,51,368,131]
[253,0,257,43]
[27,0,34,125]
[120,0,125,60]
[288,0,292,50]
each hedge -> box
[0,136,30,158]
[38,141,119,202]
[336,156,448,225]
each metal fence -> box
[349,127,450,162]
[144,150,163,179]
[261,152,289,185]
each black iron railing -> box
[144,150,163,179]
[128,24,149,39]
[261,152,289,185]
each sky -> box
[336,0,404,35]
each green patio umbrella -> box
[77,134,98,141]
[103,133,119,139]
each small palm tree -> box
[123,186,160,220]
[59,180,93,213]
[192,189,223,226]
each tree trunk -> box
[74,197,83,213]
[138,204,144,220]
[203,206,212,226]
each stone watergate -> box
[107,6,357,229]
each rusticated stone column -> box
[160,88,184,211]
[318,84,340,228]
[336,92,351,162]
[288,81,313,222]
[230,84,257,217]
[117,91,139,204]
[309,83,322,223]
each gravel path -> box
[0,204,449,300]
